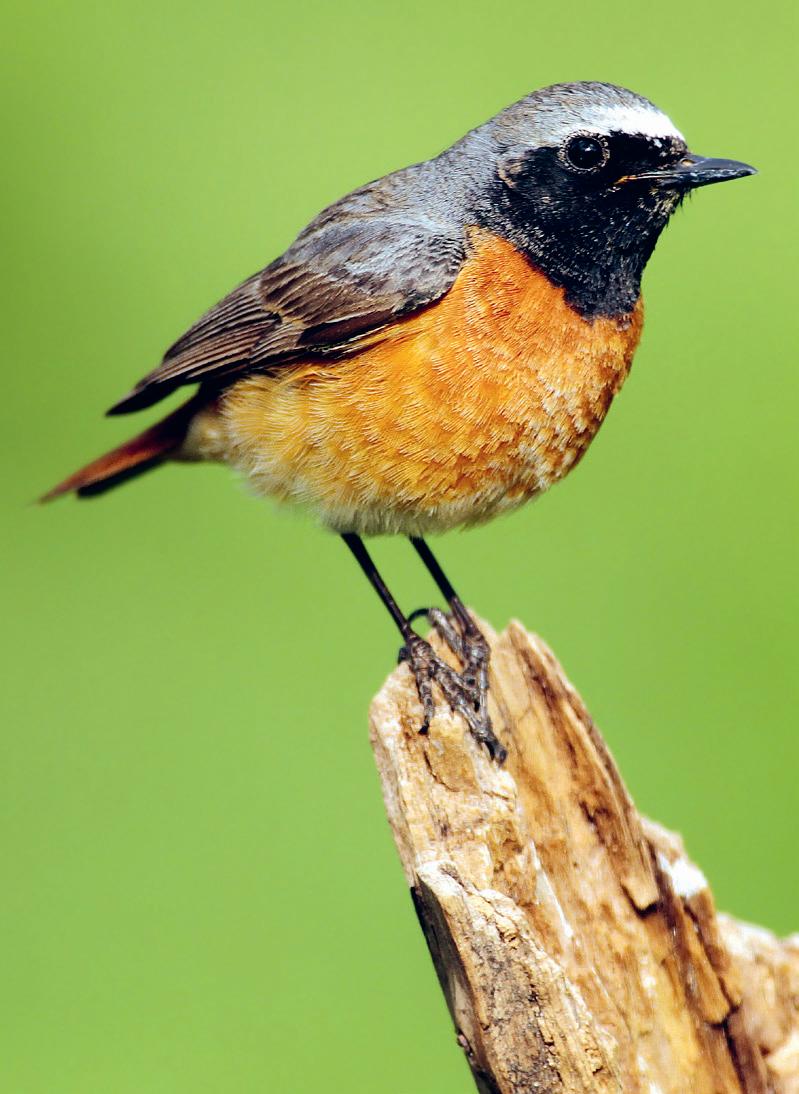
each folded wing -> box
[108,206,466,415]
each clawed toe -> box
[343,533,505,762]
[400,617,505,763]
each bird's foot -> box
[399,613,505,763]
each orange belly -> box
[188,228,643,535]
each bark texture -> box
[369,619,798,1093]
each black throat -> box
[469,146,680,320]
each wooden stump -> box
[369,619,799,1093]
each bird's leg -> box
[409,535,490,668]
[342,533,436,731]
[409,537,504,762]
[341,534,505,761]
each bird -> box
[42,81,755,762]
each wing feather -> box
[108,206,466,415]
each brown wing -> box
[108,211,467,415]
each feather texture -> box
[108,213,466,415]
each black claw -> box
[407,606,433,625]
[487,739,508,764]
[399,627,504,763]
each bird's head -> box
[460,82,756,317]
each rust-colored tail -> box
[40,395,202,502]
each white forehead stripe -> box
[581,103,684,142]
[492,87,688,150]
[534,101,685,146]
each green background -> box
[2,0,796,1090]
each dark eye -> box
[561,134,608,172]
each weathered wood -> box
[370,619,799,1093]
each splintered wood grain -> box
[369,619,798,1094]
[718,914,799,1093]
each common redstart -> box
[44,82,755,762]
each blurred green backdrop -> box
[2,0,796,1090]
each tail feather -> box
[40,395,202,502]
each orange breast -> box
[207,228,644,535]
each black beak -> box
[620,154,757,190]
